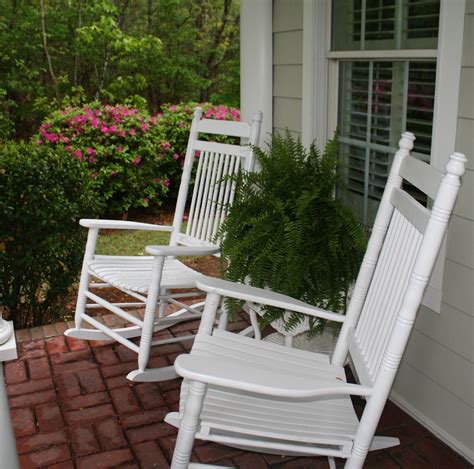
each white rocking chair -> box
[65,107,263,382]
[165,133,467,468]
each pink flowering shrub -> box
[36,101,241,214]
[157,102,240,197]
[36,103,176,214]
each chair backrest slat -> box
[399,154,443,199]
[172,108,262,250]
[332,132,466,391]
[390,187,430,234]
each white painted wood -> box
[169,137,467,469]
[462,11,474,66]
[65,109,262,382]
[403,328,474,407]
[399,155,443,200]
[273,65,303,99]
[196,119,251,138]
[453,168,474,220]
[391,363,474,464]
[0,320,19,469]
[240,0,272,142]
[446,215,474,269]
[273,31,303,65]
[273,0,303,32]
[458,68,474,119]
[302,0,329,149]
[442,259,474,315]
[273,97,302,133]
[456,118,474,170]
[327,49,438,59]
[79,219,173,231]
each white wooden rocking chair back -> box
[170,110,261,250]
[65,107,263,382]
[167,132,467,469]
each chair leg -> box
[171,381,207,469]
[217,304,228,331]
[138,257,165,373]
[73,270,89,331]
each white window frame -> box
[302,0,466,312]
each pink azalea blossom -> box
[86,147,96,156]
[88,156,96,164]
[154,178,161,183]
[91,172,98,179]
[163,179,170,187]
[156,112,163,118]
[116,146,124,152]
[110,170,118,177]
[143,197,150,204]
[129,128,136,136]
[178,121,184,128]
[169,105,177,111]
[35,140,43,145]
[141,123,149,132]
[65,146,72,152]
[109,124,118,133]
[173,153,180,160]
[132,155,142,166]
[149,117,157,125]
[118,130,126,137]
[73,149,83,160]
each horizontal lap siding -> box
[393,2,474,462]
[273,0,303,136]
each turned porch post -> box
[0,310,19,468]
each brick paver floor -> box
[5,316,472,468]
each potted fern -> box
[219,132,366,336]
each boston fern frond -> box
[219,131,367,335]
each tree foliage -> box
[0,0,240,140]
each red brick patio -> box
[5,318,472,469]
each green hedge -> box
[0,143,102,328]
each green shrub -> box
[36,101,241,213]
[219,132,367,335]
[156,102,241,197]
[36,102,177,214]
[0,143,102,328]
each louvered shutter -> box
[338,60,436,225]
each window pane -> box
[337,60,436,225]
[332,0,440,51]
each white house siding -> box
[388,2,474,462]
[270,0,474,462]
[273,0,303,138]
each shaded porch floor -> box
[6,316,472,469]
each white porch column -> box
[240,0,273,144]
[0,313,19,469]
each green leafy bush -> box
[0,143,102,328]
[36,102,176,214]
[157,102,240,197]
[36,101,241,213]
[220,132,367,335]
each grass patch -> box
[96,230,171,256]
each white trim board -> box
[390,391,474,465]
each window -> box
[331,0,440,225]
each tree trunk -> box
[39,0,60,100]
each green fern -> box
[218,131,367,335]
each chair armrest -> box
[80,219,174,231]
[174,354,371,399]
[196,277,345,323]
[145,245,220,257]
